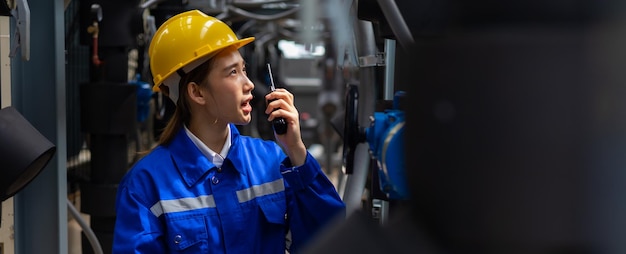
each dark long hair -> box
[157,58,216,145]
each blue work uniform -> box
[113,124,345,253]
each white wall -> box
[0,15,15,254]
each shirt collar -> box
[169,124,247,187]
[184,124,231,168]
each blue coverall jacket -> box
[113,125,345,253]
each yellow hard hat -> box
[148,10,255,102]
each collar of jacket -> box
[168,124,248,187]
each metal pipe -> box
[376,0,414,50]
[341,11,378,215]
[383,39,396,100]
[342,143,370,216]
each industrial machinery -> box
[342,85,409,201]
[9,0,626,253]
[365,90,408,200]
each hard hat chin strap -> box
[176,68,187,78]
[163,54,213,104]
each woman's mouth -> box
[241,98,252,114]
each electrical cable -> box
[226,5,299,21]
[235,19,257,37]
[139,0,166,10]
[67,199,104,254]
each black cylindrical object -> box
[79,82,137,254]
[80,183,118,217]
[89,135,129,183]
[80,82,137,135]
[0,106,56,202]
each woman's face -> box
[202,47,255,125]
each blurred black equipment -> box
[0,106,56,226]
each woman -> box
[113,10,345,253]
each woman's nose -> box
[244,75,254,91]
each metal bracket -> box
[358,52,385,67]
[371,198,389,225]
[9,0,29,61]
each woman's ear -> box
[187,82,206,105]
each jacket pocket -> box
[259,194,287,225]
[164,213,208,252]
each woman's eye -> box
[230,69,237,75]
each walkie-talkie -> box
[266,63,288,135]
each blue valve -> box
[366,91,408,200]
[130,74,153,123]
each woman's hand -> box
[265,88,307,166]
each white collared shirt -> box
[184,124,231,168]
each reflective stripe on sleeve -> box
[236,178,285,203]
[150,195,216,217]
